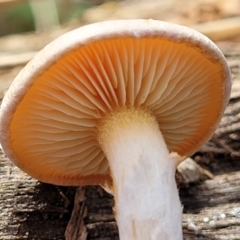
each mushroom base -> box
[98,108,184,240]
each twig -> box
[65,187,87,240]
[212,135,240,157]
[55,186,71,208]
[199,145,229,154]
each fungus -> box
[0,19,231,239]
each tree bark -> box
[0,155,76,239]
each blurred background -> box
[0,0,240,36]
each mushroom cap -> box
[0,19,231,186]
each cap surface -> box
[0,19,231,186]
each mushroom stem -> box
[98,108,184,240]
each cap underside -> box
[9,37,227,185]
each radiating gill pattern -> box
[10,37,225,183]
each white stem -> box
[98,108,183,240]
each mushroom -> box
[0,19,231,239]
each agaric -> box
[0,20,231,239]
